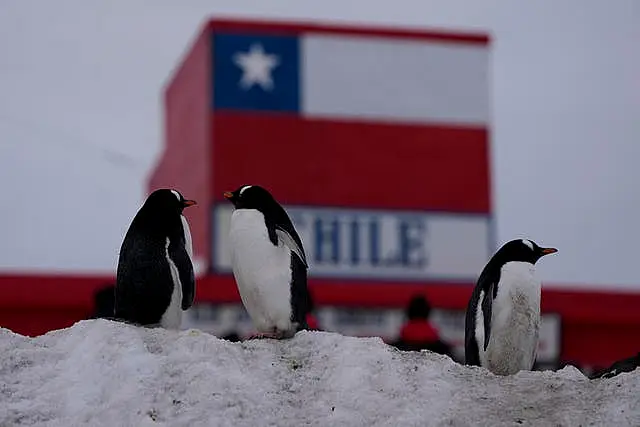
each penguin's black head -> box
[144,189,197,214]
[223,185,279,212]
[493,239,558,265]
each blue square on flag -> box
[212,33,300,112]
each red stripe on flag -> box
[211,112,490,213]
[207,19,490,45]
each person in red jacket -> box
[306,313,320,331]
[392,294,452,356]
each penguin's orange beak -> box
[223,192,233,199]
[183,199,197,208]
[541,247,558,255]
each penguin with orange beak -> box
[224,185,311,339]
[465,238,558,375]
[115,189,197,329]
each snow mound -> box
[1,320,638,427]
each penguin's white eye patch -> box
[171,190,182,201]
[522,239,534,250]
[239,185,252,196]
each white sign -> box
[212,205,493,282]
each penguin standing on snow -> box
[224,185,311,339]
[465,239,557,375]
[115,189,197,329]
[590,352,640,379]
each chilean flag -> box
[208,20,492,284]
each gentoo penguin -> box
[464,238,557,375]
[224,184,311,339]
[591,352,640,379]
[114,189,197,329]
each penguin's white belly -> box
[229,210,293,333]
[161,238,183,329]
[484,262,541,375]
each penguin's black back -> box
[115,222,174,325]
[465,239,511,364]
[263,198,311,331]
[464,285,482,366]
[290,255,311,330]
[259,189,311,330]
[115,190,194,326]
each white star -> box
[233,43,280,91]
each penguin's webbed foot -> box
[248,329,295,340]
[248,332,281,340]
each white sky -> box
[0,1,639,290]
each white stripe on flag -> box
[302,34,490,125]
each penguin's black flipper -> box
[271,204,308,268]
[264,211,308,268]
[276,226,308,268]
[481,281,495,351]
[464,285,482,366]
[168,238,196,310]
[290,254,311,329]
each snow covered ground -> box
[1,320,638,427]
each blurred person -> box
[89,284,116,319]
[393,294,452,356]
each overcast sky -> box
[1,1,639,291]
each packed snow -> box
[1,319,638,427]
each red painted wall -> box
[1,274,638,369]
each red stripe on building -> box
[1,273,638,367]
[211,112,490,212]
